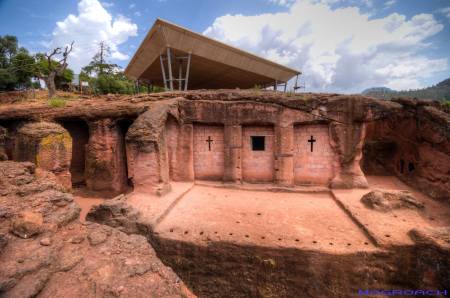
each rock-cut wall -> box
[364,99,450,202]
[0,91,447,200]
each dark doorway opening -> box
[0,119,28,160]
[399,159,405,174]
[361,139,397,175]
[59,119,89,186]
[116,118,135,188]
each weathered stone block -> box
[14,122,72,190]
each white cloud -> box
[129,3,136,9]
[204,0,446,92]
[268,0,296,6]
[134,11,142,17]
[269,0,373,8]
[439,7,450,19]
[384,0,396,9]
[101,1,114,8]
[50,0,137,72]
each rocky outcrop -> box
[11,211,44,239]
[361,190,424,212]
[86,196,144,235]
[409,226,450,249]
[0,161,193,297]
[364,102,450,202]
[126,100,179,195]
[13,122,72,190]
[329,122,368,188]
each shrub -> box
[48,97,66,108]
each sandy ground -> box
[73,187,107,222]
[154,185,375,253]
[332,175,450,247]
[72,176,449,252]
[366,176,450,226]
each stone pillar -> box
[85,119,128,193]
[0,125,7,161]
[175,123,194,181]
[275,124,294,186]
[126,141,170,195]
[329,122,368,189]
[14,122,72,189]
[223,125,242,182]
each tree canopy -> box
[81,41,138,95]
[0,35,75,93]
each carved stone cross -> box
[206,136,213,151]
[308,135,316,152]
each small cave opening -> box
[361,138,397,176]
[399,159,405,174]
[0,119,29,160]
[58,119,90,187]
[408,162,415,173]
[116,118,135,188]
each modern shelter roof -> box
[125,19,301,89]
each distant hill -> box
[362,78,450,102]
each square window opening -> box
[251,136,265,151]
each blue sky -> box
[0,0,449,93]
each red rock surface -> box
[0,161,194,297]
[0,90,447,200]
[86,177,450,297]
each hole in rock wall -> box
[361,139,397,176]
[251,136,265,151]
[58,119,89,186]
[0,119,28,160]
[400,159,405,174]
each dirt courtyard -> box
[79,174,450,297]
[155,185,375,252]
[78,175,450,254]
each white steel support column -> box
[184,52,191,91]
[159,54,168,90]
[166,47,174,91]
[178,60,182,91]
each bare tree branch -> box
[37,41,75,98]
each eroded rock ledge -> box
[0,161,193,297]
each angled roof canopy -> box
[125,19,301,90]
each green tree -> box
[54,68,74,90]
[0,35,36,91]
[0,35,18,68]
[82,41,118,76]
[0,68,17,90]
[10,48,35,88]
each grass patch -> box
[48,97,67,108]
